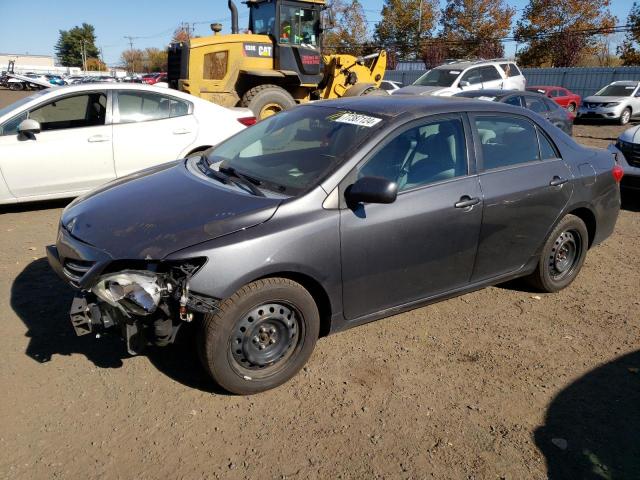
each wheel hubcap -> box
[548,230,580,280]
[622,111,630,122]
[230,303,300,371]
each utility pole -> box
[417,0,423,60]
[81,39,87,72]
[123,35,140,73]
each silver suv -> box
[577,81,640,125]
[394,59,526,97]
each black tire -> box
[619,107,631,125]
[198,278,320,394]
[8,82,23,91]
[240,84,296,120]
[526,214,588,293]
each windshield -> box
[249,1,276,36]
[414,68,461,87]
[279,5,319,46]
[0,89,49,119]
[204,106,386,194]
[595,84,638,97]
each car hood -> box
[583,96,630,104]
[393,85,446,96]
[61,161,282,259]
[619,125,640,143]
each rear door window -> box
[479,66,502,82]
[504,95,523,107]
[499,63,521,77]
[525,96,549,114]
[474,115,540,170]
[116,92,190,123]
[537,128,560,160]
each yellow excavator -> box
[167,0,387,119]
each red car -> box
[527,86,581,114]
[141,72,167,85]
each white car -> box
[394,59,526,97]
[0,83,255,204]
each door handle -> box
[88,135,110,143]
[454,196,480,209]
[173,128,191,135]
[549,176,568,187]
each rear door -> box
[469,114,573,281]
[479,65,505,90]
[340,115,483,320]
[0,90,114,199]
[112,90,197,177]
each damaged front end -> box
[49,244,217,355]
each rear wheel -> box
[8,82,23,91]
[241,84,296,120]
[526,214,588,293]
[619,107,631,125]
[198,278,320,394]
[567,103,576,113]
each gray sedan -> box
[47,96,622,394]
[577,81,640,125]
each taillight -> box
[612,164,624,183]
[237,116,257,126]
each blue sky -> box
[0,0,633,65]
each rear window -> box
[500,63,521,77]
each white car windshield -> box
[414,69,461,87]
[595,84,638,97]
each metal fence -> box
[384,66,640,98]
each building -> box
[0,53,55,69]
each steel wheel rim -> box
[548,230,581,281]
[228,302,303,379]
[260,103,283,119]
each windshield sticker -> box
[331,112,382,127]
[477,96,496,102]
[449,70,461,74]
[626,86,635,89]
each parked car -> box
[576,81,640,125]
[45,74,65,86]
[64,75,87,85]
[394,59,525,97]
[46,96,622,394]
[616,126,640,192]
[0,83,255,204]
[142,73,167,85]
[454,89,574,135]
[527,85,581,114]
[380,80,403,93]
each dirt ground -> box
[0,88,639,479]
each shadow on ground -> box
[535,350,640,479]
[621,190,640,212]
[11,258,226,394]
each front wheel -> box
[525,214,588,293]
[8,82,23,91]
[240,84,296,120]
[198,278,320,394]
[619,107,631,125]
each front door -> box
[469,114,574,281]
[340,115,483,320]
[0,90,114,199]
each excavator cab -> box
[247,0,324,84]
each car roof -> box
[455,89,544,99]
[434,59,516,70]
[611,81,639,86]
[308,95,538,118]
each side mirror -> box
[17,119,41,139]
[346,176,397,205]
[320,9,335,31]
[459,80,470,88]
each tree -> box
[55,23,100,68]
[121,49,144,73]
[439,0,514,60]
[514,0,615,67]
[618,2,640,65]
[323,0,369,56]
[374,0,439,60]
[144,48,168,72]
[85,57,107,71]
[172,23,191,43]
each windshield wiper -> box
[218,165,266,197]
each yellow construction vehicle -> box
[167,0,387,119]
